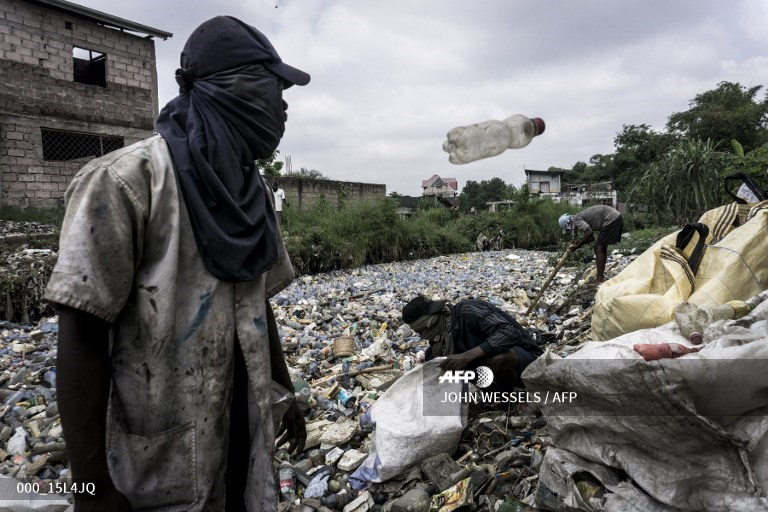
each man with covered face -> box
[45,16,309,512]
[402,296,543,391]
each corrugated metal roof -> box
[24,0,172,40]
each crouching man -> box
[402,296,543,391]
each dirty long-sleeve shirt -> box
[45,135,295,512]
[571,205,621,233]
[450,300,542,357]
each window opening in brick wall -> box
[73,47,106,87]
[41,128,124,161]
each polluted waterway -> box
[0,230,641,510]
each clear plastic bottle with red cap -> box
[443,114,545,164]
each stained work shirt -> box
[45,135,295,512]
[450,300,542,357]
[571,205,621,233]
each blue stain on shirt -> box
[253,315,267,337]
[176,292,212,348]
[91,203,109,218]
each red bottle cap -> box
[532,117,545,136]
[689,332,703,345]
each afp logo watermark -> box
[438,366,494,388]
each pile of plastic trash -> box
[1,218,647,511]
[267,249,638,511]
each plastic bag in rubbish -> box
[304,466,332,498]
[349,359,467,489]
[7,427,28,455]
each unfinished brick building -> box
[0,0,171,208]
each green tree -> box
[458,180,481,212]
[565,154,615,184]
[667,81,768,152]
[255,150,283,176]
[512,183,531,212]
[611,124,678,193]
[458,177,514,212]
[724,140,768,189]
[291,167,326,179]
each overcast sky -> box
[76,0,767,195]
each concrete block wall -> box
[268,176,386,209]
[0,0,156,90]
[0,0,161,208]
[0,115,149,208]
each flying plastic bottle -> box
[443,114,545,164]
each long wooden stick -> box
[310,364,395,386]
[525,248,573,316]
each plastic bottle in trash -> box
[296,386,312,414]
[443,114,545,164]
[633,343,700,361]
[335,387,357,408]
[321,491,354,509]
[278,462,296,501]
[315,396,337,412]
[43,369,56,388]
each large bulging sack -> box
[349,360,467,489]
[592,200,768,340]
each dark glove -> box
[439,354,472,371]
[276,400,306,455]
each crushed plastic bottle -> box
[278,461,297,501]
[633,343,700,361]
[443,114,545,164]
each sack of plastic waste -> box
[349,359,467,489]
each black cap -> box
[181,16,310,88]
[402,296,447,324]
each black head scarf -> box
[156,16,310,282]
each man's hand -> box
[439,354,472,371]
[439,347,486,371]
[75,485,132,512]
[276,400,306,455]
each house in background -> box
[0,0,171,208]
[558,180,618,208]
[525,169,617,209]
[422,174,458,198]
[525,169,563,196]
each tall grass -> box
[282,198,472,274]
[282,196,578,275]
[628,139,727,226]
[0,206,65,226]
[454,198,571,249]
[2,195,657,279]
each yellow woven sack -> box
[592,200,768,340]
